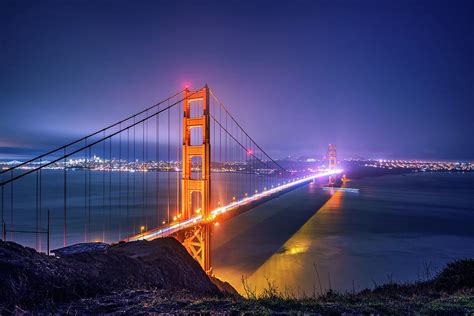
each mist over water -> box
[212,173,474,295]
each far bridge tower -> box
[327,144,337,185]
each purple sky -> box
[1,0,473,160]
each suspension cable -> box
[209,90,287,172]
[0,89,203,187]
[1,90,186,174]
[209,114,279,172]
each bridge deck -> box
[125,170,342,242]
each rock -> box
[210,275,240,297]
[0,238,220,311]
[52,242,110,257]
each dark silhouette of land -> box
[1,239,472,314]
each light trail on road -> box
[126,169,343,242]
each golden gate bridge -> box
[0,85,341,273]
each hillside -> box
[0,239,472,314]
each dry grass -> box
[3,244,473,315]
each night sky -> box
[1,0,473,160]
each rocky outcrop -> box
[210,275,240,297]
[0,238,220,311]
[51,242,110,256]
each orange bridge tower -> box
[180,85,212,273]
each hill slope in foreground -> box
[0,238,473,315]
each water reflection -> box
[213,173,474,296]
[212,181,336,294]
[240,189,344,296]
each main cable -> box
[209,90,287,172]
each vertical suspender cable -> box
[102,131,106,242]
[225,111,228,203]
[119,125,122,240]
[167,103,170,222]
[10,171,13,240]
[127,128,130,235]
[212,100,216,208]
[109,136,112,242]
[142,120,146,229]
[133,117,136,234]
[35,170,38,250]
[1,185,4,240]
[219,101,222,170]
[245,137,250,191]
[176,102,180,216]
[63,148,67,246]
[88,146,91,241]
[156,111,160,225]
[84,139,88,242]
[39,159,42,251]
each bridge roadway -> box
[125,169,342,242]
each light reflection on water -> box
[244,190,345,296]
[212,173,474,295]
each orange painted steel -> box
[181,85,212,273]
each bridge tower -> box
[328,144,337,170]
[327,144,337,185]
[180,85,212,273]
